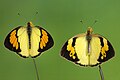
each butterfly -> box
[4,22,54,58]
[61,27,115,67]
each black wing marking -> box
[4,26,22,52]
[34,26,54,56]
[61,37,79,63]
[97,37,115,62]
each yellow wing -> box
[17,27,29,57]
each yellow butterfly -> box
[61,27,115,80]
[61,27,115,66]
[4,22,54,58]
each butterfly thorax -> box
[86,27,93,41]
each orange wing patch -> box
[40,29,48,49]
[100,38,109,59]
[67,43,76,59]
[10,30,19,49]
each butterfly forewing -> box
[97,36,115,62]
[4,26,22,52]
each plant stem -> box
[98,65,104,80]
[33,59,39,80]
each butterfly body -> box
[61,27,115,67]
[27,22,32,49]
[4,22,54,58]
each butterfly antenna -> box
[17,11,22,16]
[80,20,83,24]
[17,12,27,22]
[36,11,39,15]
[80,20,86,31]
[91,20,97,27]
[33,59,40,80]
[98,65,104,80]
[18,13,20,16]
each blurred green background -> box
[0,0,119,80]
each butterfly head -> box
[27,22,34,27]
[87,27,93,35]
